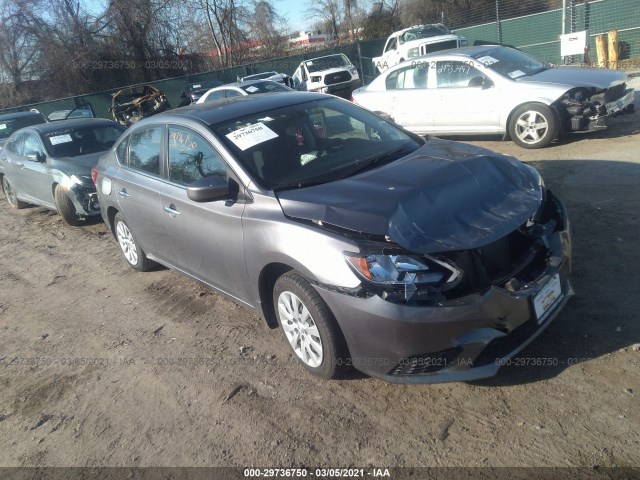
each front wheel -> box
[508,103,559,149]
[113,212,154,272]
[54,185,82,226]
[2,176,27,209]
[273,272,349,379]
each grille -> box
[389,347,463,376]
[324,71,351,85]
[421,40,459,55]
[472,318,543,367]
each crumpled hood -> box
[518,67,626,89]
[276,139,543,253]
[49,152,104,177]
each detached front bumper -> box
[316,200,573,384]
[69,184,101,217]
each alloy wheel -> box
[277,291,324,367]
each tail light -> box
[350,96,355,103]
[91,167,99,185]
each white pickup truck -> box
[372,24,467,73]
[291,53,361,98]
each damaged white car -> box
[353,46,635,148]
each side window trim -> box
[122,123,166,179]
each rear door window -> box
[127,126,163,176]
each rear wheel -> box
[508,103,559,149]
[54,185,82,226]
[273,272,349,379]
[2,176,27,209]
[113,212,154,272]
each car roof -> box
[151,91,328,125]
[29,118,121,134]
[0,111,45,121]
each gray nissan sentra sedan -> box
[1,118,125,225]
[93,92,572,383]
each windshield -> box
[472,47,546,79]
[240,81,291,94]
[400,24,450,43]
[213,97,421,190]
[43,125,125,157]
[305,55,350,73]
[0,114,46,139]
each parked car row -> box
[1,92,574,384]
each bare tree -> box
[0,0,41,103]
[247,0,288,59]
[306,0,342,42]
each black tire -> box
[2,176,27,209]
[54,185,82,226]
[508,103,559,149]
[273,271,349,379]
[113,212,154,272]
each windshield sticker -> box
[49,134,73,145]
[477,55,499,66]
[0,124,6,130]
[225,122,278,151]
[245,86,259,93]
[305,61,313,66]
[508,70,526,79]
[192,84,201,88]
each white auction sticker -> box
[245,86,259,93]
[477,55,499,66]
[508,70,526,79]
[0,124,6,130]
[225,122,278,151]
[49,134,73,145]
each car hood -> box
[50,152,104,176]
[518,67,626,89]
[309,66,353,77]
[276,139,543,253]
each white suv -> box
[292,54,361,98]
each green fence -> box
[456,0,640,63]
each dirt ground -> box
[1,90,639,472]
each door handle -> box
[163,204,181,216]
[118,189,130,198]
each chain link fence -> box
[1,0,638,118]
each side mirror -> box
[26,152,45,162]
[482,77,494,89]
[186,175,236,202]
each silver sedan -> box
[352,46,635,148]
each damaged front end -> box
[110,85,171,127]
[557,82,635,132]
[320,189,572,382]
[344,188,569,307]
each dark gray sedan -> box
[94,93,572,383]
[0,118,125,225]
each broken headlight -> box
[345,253,462,303]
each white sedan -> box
[196,79,292,104]
[352,46,635,148]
